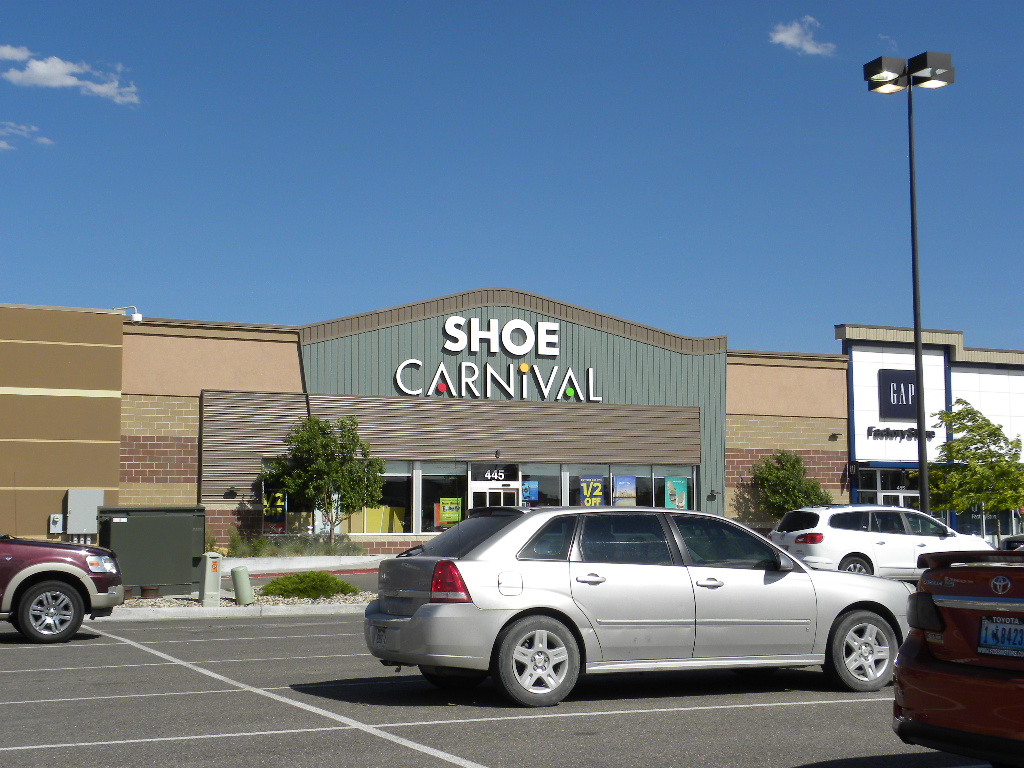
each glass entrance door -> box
[471,486,520,508]
[469,463,521,508]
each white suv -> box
[768,505,992,580]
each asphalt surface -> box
[0,613,987,768]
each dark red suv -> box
[0,534,124,643]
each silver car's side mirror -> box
[776,554,795,572]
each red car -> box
[893,549,1024,768]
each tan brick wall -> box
[119,482,198,505]
[725,414,849,523]
[120,394,200,506]
[727,414,846,452]
[121,394,199,436]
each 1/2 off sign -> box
[580,476,605,507]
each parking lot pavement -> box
[0,616,981,768]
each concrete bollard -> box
[232,566,254,606]
[200,552,222,607]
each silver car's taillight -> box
[430,560,472,603]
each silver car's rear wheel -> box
[824,610,897,692]
[495,615,580,707]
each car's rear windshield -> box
[416,514,522,558]
[776,511,820,532]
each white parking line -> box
[1,689,244,705]
[381,695,894,727]
[88,627,490,768]
[0,726,354,752]
[1,653,369,675]
[3,633,361,648]
[0,679,408,707]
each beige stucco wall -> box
[725,351,850,526]
[727,352,847,418]
[122,322,304,396]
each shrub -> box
[224,532,365,558]
[260,571,358,599]
[227,528,250,557]
[750,450,833,519]
[249,536,272,557]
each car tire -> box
[419,665,488,691]
[16,581,84,644]
[494,615,580,707]
[838,555,873,575]
[824,610,897,692]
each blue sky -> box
[3,2,1021,354]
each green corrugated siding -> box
[301,307,726,513]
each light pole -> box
[862,52,955,518]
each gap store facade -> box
[838,323,1024,539]
[201,289,726,541]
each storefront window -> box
[856,468,919,510]
[567,464,609,507]
[654,465,694,509]
[520,463,561,507]
[421,461,468,532]
[361,461,411,534]
[611,464,652,507]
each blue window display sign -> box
[612,476,637,506]
[522,480,539,502]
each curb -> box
[94,603,369,622]
[221,556,387,574]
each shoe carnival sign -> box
[394,315,603,402]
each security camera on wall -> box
[130,311,143,325]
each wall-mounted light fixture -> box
[113,306,143,325]
[224,487,238,499]
[707,489,720,500]
[829,432,842,441]
[494,449,501,459]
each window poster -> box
[438,497,463,526]
[522,480,539,502]
[612,476,637,506]
[665,477,689,509]
[580,475,605,507]
[262,489,286,534]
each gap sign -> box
[878,369,917,420]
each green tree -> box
[258,416,385,544]
[928,399,1024,536]
[749,450,834,519]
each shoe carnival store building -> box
[838,323,1024,539]
[201,289,727,544]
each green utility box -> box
[98,505,206,597]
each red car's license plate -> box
[978,615,1024,657]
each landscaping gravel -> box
[118,585,376,610]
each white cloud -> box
[769,16,837,57]
[878,34,899,53]
[2,48,139,104]
[0,44,32,61]
[0,121,54,150]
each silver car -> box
[364,507,912,707]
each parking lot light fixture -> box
[861,51,955,518]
